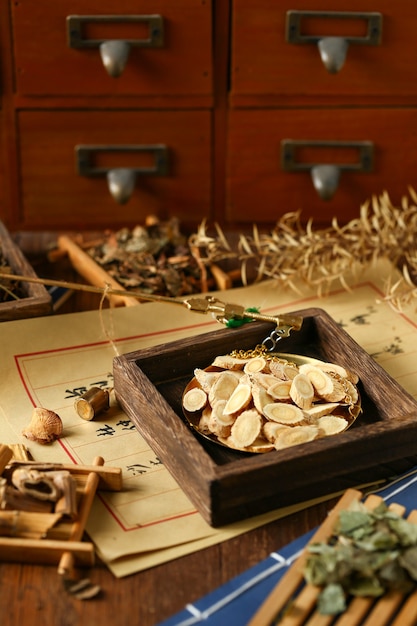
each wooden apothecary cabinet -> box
[1,1,416,231]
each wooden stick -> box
[0,270,182,306]
[0,444,13,474]
[247,489,362,626]
[57,456,104,577]
[57,235,139,307]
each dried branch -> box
[189,190,417,310]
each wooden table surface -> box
[0,495,339,626]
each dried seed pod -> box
[22,407,63,444]
[74,387,110,421]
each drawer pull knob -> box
[317,37,349,74]
[75,145,169,204]
[310,165,341,200]
[67,15,164,78]
[99,40,131,78]
[286,10,382,73]
[281,140,374,200]
[107,168,137,204]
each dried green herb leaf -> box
[304,500,417,616]
[349,574,384,597]
[389,517,417,546]
[317,583,346,615]
[336,509,374,540]
[399,546,417,581]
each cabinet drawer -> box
[11,0,212,98]
[17,110,211,229]
[231,0,417,101]
[227,108,417,225]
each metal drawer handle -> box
[67,15,164,77]
[281,140,374,200]
[75,145,169,204]
[286,11,382,73]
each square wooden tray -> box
[0,221,52,320]
[113,307,417,527]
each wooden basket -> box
[113,307,417,527]
[0,221,52,321]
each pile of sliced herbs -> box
[304,499,417,616]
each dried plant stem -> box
[189,190,417,311]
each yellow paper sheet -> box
[1,259,417,577]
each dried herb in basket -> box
[85,217,204,298]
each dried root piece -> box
[11,468,62,502]
[22,407,63,444]
[274,425,320,450]
[7,443,31,461]
[263,422,291,443]
[317,415,349,436]
[290,374,314,409]
[263,403,306,425]
[315,361,359,385]
[267,380,292,401]
[0,510,62,538]
[183,387,207,412]
[194,368,221,392]
[245,438,275,453]
[269,360,299,380]
[243,356,267,374]
[342,379,359,405]
[0,444,13,475]
[223,381,252,415]
[182,352,360,454]
[299,365,335,397]
[304,402,340,419]
[251,372,282,391]
[63,576,101,600]
[212,400,235,427]
[208,371,239,405]
[230,409,263,448]
[212,355,248,370]
[252,384,274,413]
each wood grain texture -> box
[227,107,417,225]
[113,309,417,526]
[11,0,212,99]
[17,109,211,230]
[231,0,417,101]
